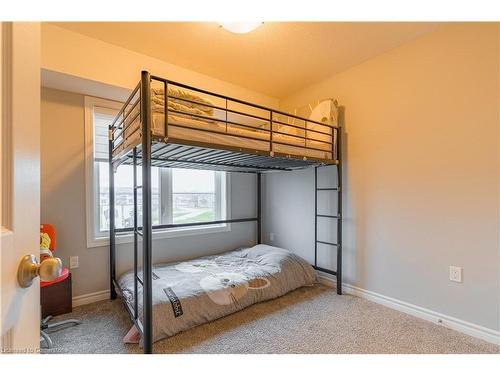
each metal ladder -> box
[313,161,342,295]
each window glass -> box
[97,162,160,231]
[172,169,217,224]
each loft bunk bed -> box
[108,71,343,353]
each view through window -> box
[97,163,161,231]
[172,169,218,224]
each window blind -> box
[94,111,116,162]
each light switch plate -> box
[69,256,79,269]
[449,266,462,283]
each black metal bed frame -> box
[108,71,343,353]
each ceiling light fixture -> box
[219,22,262,34]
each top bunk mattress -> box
[114,85,337,162]
[117,244,317,343]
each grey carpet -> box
[41,284,499,354]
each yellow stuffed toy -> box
[40,232,53,262]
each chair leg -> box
[40,330,53,349]
[47,319,81,330]
[40,315,81,349]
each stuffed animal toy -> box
[40,232,53,262]
[40,232,51,249]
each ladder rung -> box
[313,265,337,276]
[136,276,143,285]
[316,214,340,219]
[316,240,339,247]
[135,230,143,237]
[316,187,339,191]
[134,186,142,190]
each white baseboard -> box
[317,274,500,346]
[72,289,110,308]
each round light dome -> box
[219,22,262,34]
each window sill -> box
[87,223,231,249]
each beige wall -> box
[41,88,259,297]
[265,23,500,331]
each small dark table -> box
[40,269,72,318]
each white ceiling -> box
[51,22,442,99]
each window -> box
[85,97,229,248]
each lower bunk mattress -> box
[117,244,317,343]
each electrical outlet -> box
[449,266,462,283]
[269,233,275,241]
[69,256,79,269]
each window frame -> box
[84,96,230,249]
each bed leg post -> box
[314,166,318,268]
[109,125,117,300]
[141,70,153,354]
[336,112,343,296]
[257,172,262,244]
